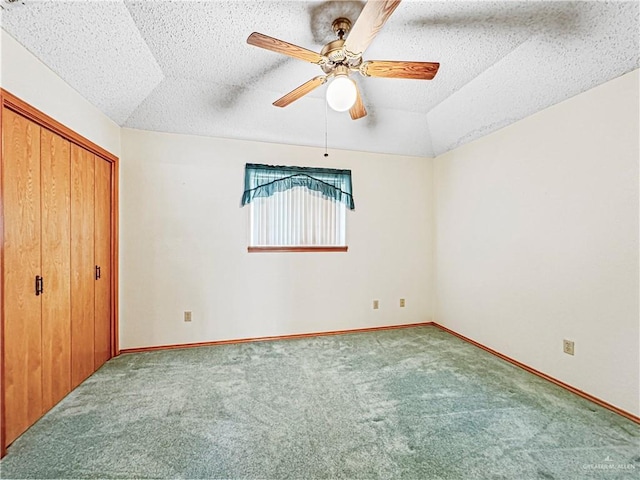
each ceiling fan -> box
[247,0,439,120]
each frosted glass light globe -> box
[326,75,357,112]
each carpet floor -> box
[1,325,638,479]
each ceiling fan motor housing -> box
[321,39,346,72]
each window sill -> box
[248,246,348,253]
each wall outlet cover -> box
[563,339,574,356]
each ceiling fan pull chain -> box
[324,99,329,157]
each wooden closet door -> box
[70,145,95,388]
[2,108,43,444]
[40,129,71,411]
[94,157,111,369]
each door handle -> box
[35,275,43,296]
[95,265,101,280]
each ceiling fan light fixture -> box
[326,74,357,112]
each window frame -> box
[243,164,353,253]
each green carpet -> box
[1,326,638,479]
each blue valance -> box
[241,163,355,210]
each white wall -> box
[120,128,435,349]
[0,29,120,157]
[434,70,639,415]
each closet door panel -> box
[40,129,72,411]
[70,146,95,388]
[2,109,43,444]
[94,157,111,369]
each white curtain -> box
[250,187,346,246]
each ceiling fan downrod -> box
[321,18,362,75]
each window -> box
[241,164,354,252]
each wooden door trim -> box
[111,160,120,357]
[1,91,5,458]
[0,90,119,457]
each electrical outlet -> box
[373,300,379,310]
[400,298,406,307]
[563,339,574,356]
[184,311,192,322]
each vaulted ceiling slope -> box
[2,1,638,158]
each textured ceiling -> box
[1,0,638,157]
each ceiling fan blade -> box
[247,32,325,64]
[343,0,402,58]
[350,83,367,120]
[361,60,440,80]
[273,76,327,107]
